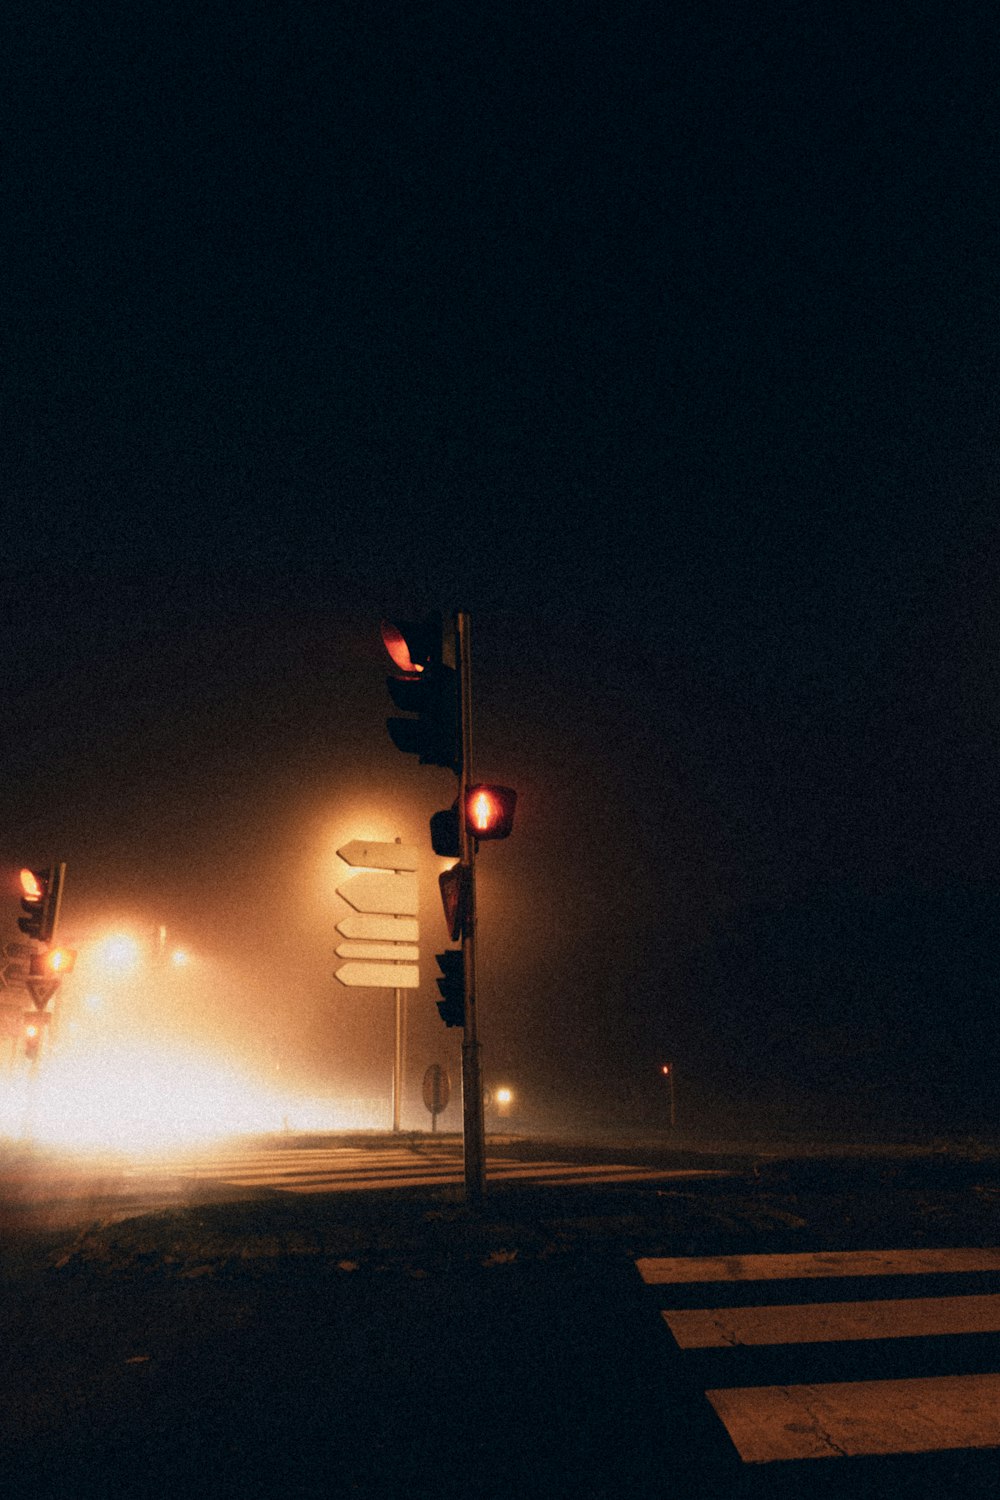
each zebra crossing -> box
[637,1248,1000,1469]
[136,1141,731,1195]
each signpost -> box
[334,839,420,1131]
[336,914,419,943]
[336,869,418,917]
[422,1064,451,1133]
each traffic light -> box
[435,948,465,1027]
[430,802,460,857]
[18,865,64,943]
[29,947,76,978]
[465,785,517,841]
[381,615,460,773]
[438,863,469,942]
[23,1011,49,1061]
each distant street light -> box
[660,1062,676,1127]
[99,935,142,977]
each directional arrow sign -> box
[335,961,420,989]
[335,940,420,962]
[337,841,419,871]
[336,870,418,916]
[336,914,419,943]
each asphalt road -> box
[1,1134,999,1498]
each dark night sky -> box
[2,2,999,1134]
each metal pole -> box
[391,837,408,1134]
[456,610,485,1204]
[392,987,403,1132]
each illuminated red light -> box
[468,789,496,832]
[20,868,42,901]
[380,622,424,676]
[463,784,517,841]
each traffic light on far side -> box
[435,949,465,1027]
[29,947,76,978]
[465,785,517,841]
[18,865,64,943]
[381,615,460,773]
[23,1010,50,1061]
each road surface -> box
[1,1134,998,1496]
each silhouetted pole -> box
[456,610,486,1204]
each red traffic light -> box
[381,621,425,677]
[29,947,77,978]
[380,615,445,676]
[18,864,64,943]
[465,784,517,840]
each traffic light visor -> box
[380,621,424,676]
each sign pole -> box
[456,610,486,1204]
[392,986,404,1132]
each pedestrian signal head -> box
[465,785,517,840]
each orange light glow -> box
[47,948,75,973]
[0,1039,373,1154]
[380,621,424,676]
[19,868,42,901]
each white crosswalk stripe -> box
[133,1144,731,1194]
[638,1248,1000,1464]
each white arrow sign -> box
[335,961,420,989]
[336,870,418,916]
[337,841,419,871]
[336,914,419,943]
[335,940,419,962]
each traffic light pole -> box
[456,611,486,1205]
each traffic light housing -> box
[465,785,517,841]
[435,948,465,1027]
[23,1011,50,1061]
[430,803,460,857]
[381,615,460,773]
[438,863,470,942]
[18,865,64,943]
[29,948,76,978]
